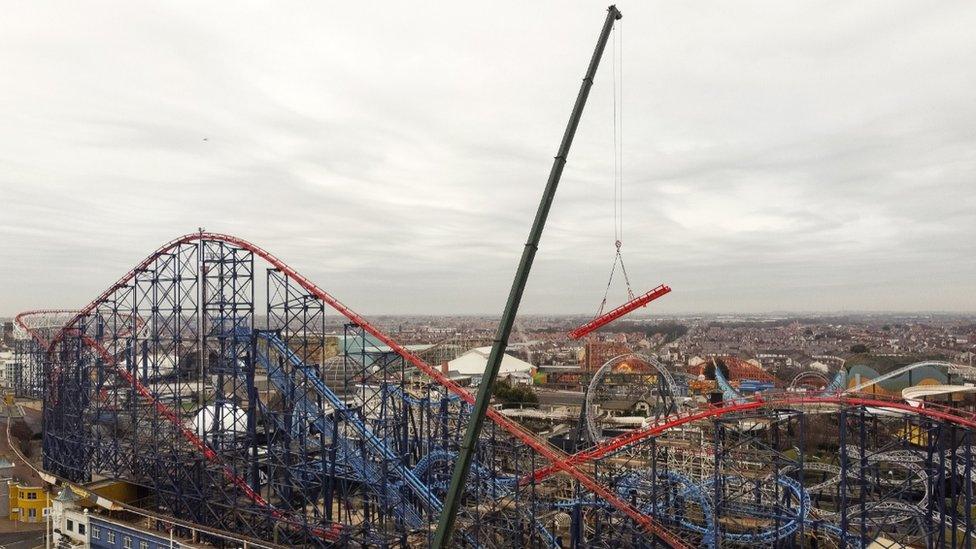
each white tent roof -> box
[448,347,533,376]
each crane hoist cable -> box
[596,240,635,316]
[597,21,634,316]
[596,24,634,316]
[572,20,672,341]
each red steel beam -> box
[36,232,687,547]
[13,320,345,541]
[569,284,671,339]
[526,391,976,485]
[66,333,343,542]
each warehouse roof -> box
[448,346,533,376]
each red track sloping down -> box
[35,232,688,548]
[44,331,343,542]
[569,284,671,339]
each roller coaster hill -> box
[8,4,976,548]
[9,233,976,548]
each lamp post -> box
[45,505,52,549]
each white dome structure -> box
[193,403,248,437]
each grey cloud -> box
[0,1,974,316]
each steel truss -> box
[13,337,44,398]
[25,236,618,547]
[13,233,976,548]
[554,405,975,548]
[11,310,76,399]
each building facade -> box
[7,480,49,522]
[51,487,188,549]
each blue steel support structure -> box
[22,234,976,548]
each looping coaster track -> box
[13,232,976,547]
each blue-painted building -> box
[88,516,181,549]
[52,486,187,549]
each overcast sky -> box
[1,1,974,317]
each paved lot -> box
[0,529,45,549]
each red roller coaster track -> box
[13,309,79,348]
[76,333,344,541]
[19,320,343,541]
[569,284,671,339]
[23,232,687,548]
[525,391,976,485]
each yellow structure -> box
[8,481,50,523]
[88,479,138,503]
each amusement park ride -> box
[8,5,976,549]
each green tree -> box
[493,379,539,408]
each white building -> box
[0,350,20,389]
[51,487,89,547]
[447,347,533,386]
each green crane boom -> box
[431,5,623,546]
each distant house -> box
[447,347,533,386]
